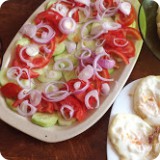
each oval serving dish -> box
[0,0,143,142]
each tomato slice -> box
[115,6,136,26]
[123,27,142,40]
[106,49,129,64]
[34,10,63,25]
[1,83,22,99]
[59,95,87,121]
[37,99,55,113]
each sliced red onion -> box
[68,7,79,18]
[43,90,70,102]
[78,65,94,81]
[65,41,76,53]
[7,67,32,89]
[98,58,115,69]
[113,38,129,47]
[102,6,119,17]
[102,21,121,31]
[60,104,74,120]
[20,23,37,38]
[73,80,90,94]
[79,49,92,67]
[18,68,32,89]
[43,81,70,102]
[119,2,131,16]
[7,66,22,80]
[59,17,77,34]
[85,90,99,109]
[80,6,91,19]
[17,100,37,117]
[93,53,113,82]
[18,88,31,99]
[19,46,34,68]
[81,20,105,40]
[54,58,74,71]
[52,3,69,16]
[101,83,110,96]
[33,23,55,44]
[29,89,42,107]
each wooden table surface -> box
[0,0,160,160]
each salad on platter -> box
[0,0,141,128]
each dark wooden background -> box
[0,0,160,160]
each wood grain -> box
[0,0,160,160]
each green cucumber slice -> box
[5,98,16,111]
[53,42,66,56]
[58,114,76,126]
[31,112,58,127]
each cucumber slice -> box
[63,71,77,81]
[46,0,57,9]
[0,69,9,85]
[58,114,76,126]
[31,112,58,127]
[53,42,66,56]
[38,70,62,82]
[54,52,78,66]
[37,63,62,83]
[16,37,30,46]
[68,24,89,42]
[5,98,17,111]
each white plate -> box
[107,79,140,160]
[0,0,143,143]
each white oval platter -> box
[0,0,143,143]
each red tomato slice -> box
[1,83,22,99]
[115,6,136,26]
[123,27,142,40]
[37,99,55,113]
[106,49,129,64]
[59,95,87,121]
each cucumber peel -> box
[31,112,58,127]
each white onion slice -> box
[17,100,37,117]
[54,58,74,71]
[73,80,90,94]
[59,17,77,34]
[85,90,99,109]
[18,88,31,99]
[78,65,94,81]
[65,41,77,53]
[102,21,121,31]
[101,83,110,96]
[119,2,131,16]
[60,104,74,120]
[20,23,37,38]
[26,44,39,57]
[29,89,42,106]
[19,46,34,68]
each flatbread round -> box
[134,76,160,126]
[109,113,153,160]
